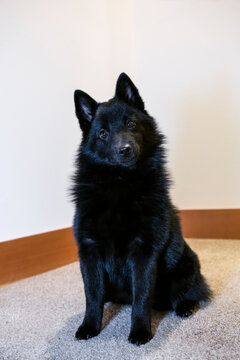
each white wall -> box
[0,0,135,241]
[131,0,240,209]
[1,0,240,242]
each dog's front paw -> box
[128,328,153,345]
[75,323,100,340]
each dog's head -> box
[74,73,160,168]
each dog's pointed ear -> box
[115,73,145,111]
[74,90,97,132]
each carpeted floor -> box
[0,239,240,360]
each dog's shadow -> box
[45,303,174,360]
[101,302,122,329]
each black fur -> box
[72,73,211,345]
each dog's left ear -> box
[74,90,98,133]
[115,73,145,111]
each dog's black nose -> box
[119,144,132,156]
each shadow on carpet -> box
[46,303,170,360]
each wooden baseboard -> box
[0,209,239,286]
[180,209,240,239]
[0,228,77,286]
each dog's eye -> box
[127,120,136,129]
[99,129,109,140]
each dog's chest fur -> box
[80,178,145,240]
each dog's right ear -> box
[74,90,97,132]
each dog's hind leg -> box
[175,299,198,317]
[168,241,211,318]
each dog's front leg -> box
[128,250,157,345]
[75,243,104,340]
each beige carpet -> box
[0,239,240,360]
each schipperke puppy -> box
[72,73,211,345]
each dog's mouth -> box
[113,154,140,169]
[117,156,137,167]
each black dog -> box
[72,73,211,345]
